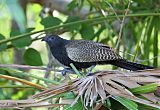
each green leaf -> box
[23,48,43,66]
[152,17,159,67]
[106,98,111,108]
[66,99,84,110]
[0,34,7,51]
[94,24,106,39]
[63,92,75,99]
[80,23,95,40]
[67,0,78,10]
[101,1,108,9]
[114,96,138,110]
[132,0,145,3]
[138,103,160,110]
[143,17,153,64]
[131,83,158,94]
[65,16,81,32]
[41,16,62,28]
[10,28,33,48]
[26,28,35,33]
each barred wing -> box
[65,40,121,62]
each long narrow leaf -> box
[114,96,138,110]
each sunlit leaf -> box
[131,83,158,94]
[114,96,138,110]
[41,16,62,28]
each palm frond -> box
[32,69,160,109]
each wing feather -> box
[65,40,121,62]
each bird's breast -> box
[50,47,72,67]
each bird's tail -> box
[111,59,154,71]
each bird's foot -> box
[86,65,96,76]
[61,68,75,76]
[86,72,94,76]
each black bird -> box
[42,35,154,72]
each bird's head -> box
[42,35,67,47]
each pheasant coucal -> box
[42,35,154,72]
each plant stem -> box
[1,68,61,85]
[70,63,82,77]
[0,64,60,72]
[115,0,131,49]
[0,85,35,88]
[0,13,159,45]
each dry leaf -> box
[32,69,160,109]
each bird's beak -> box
[41,36,53,42]
[41,37,47,41]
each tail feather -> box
[111,59,154,71]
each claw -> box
[61,68,75,76]
[86,65,96,76]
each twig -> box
[0,13,159,46]
[136,55,160,62]
[32,32,45,41]
[118,50,160,62]
[70,63,82,77]
[105,1,121,22]
[115,0,131,49]
[0,64,61,72]
[0,85,35,88]
[0,75,46,89]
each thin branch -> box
[0,85,35,88]
[118,51,160,62]
[0,13,159,45]
[0,70,60,85]
[0,75,45,90]
[105,1,121,22]
[0,64,61,85]
[0,100,67,108]
[136,55,160,62]
[115,0,131,49]
[0,64,60,72]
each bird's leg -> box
[86,65,96,76]
[61,68,75,76]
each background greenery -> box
[0,0,159,110]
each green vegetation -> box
[0,0,159,110]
